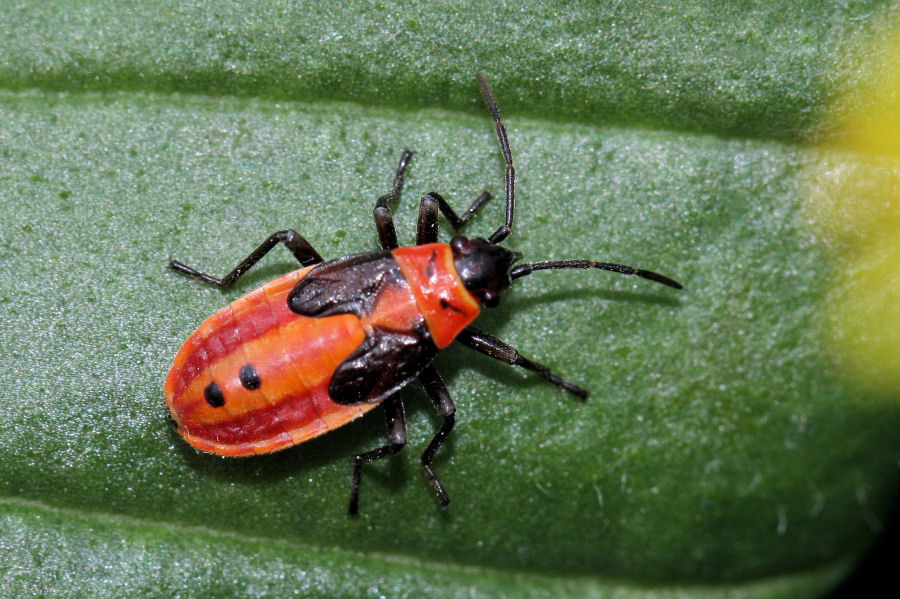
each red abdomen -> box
[165,268,374,456]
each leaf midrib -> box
[0,85,804,147]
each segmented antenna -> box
[510,260,683,289]
[476,74,515,245]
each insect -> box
[165,74,682,515]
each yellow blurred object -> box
[807,25,900,394]
[835,28,900,159]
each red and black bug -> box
[165,74,682,515]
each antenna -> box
[510,260,683,289]
[476,74,515,245]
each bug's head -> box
[450,236,521,307]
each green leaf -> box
[1,2,898,597]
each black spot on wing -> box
[239,364,261,390]
[204,381,225,407]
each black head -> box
[453,76,682,307]
[450,236,521,307]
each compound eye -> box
[481,290,499,307]
[450,236,468,254]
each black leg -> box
[456,326,588,399]
[373,150,414,250]
[416,193,439,245]
[416,191,493,245]
[417,365,456,509]
[348,394,407,516]
[168,229,323,289]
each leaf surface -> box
[1,2,898,597]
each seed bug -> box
[165,74,682,514]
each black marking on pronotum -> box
[439,298,466,315]
[425,250,438,279]
[204,381,226,407]
[239,363,261,390]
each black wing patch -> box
[290,250,437,405]
[329,326,438,405]
[288,250,401,318]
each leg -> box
[417,365,456,509]
[416,191,493,245]
[168,229,323,289]
[373,150,414,250]
[348,394,407,516]
[456,326,588,399]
